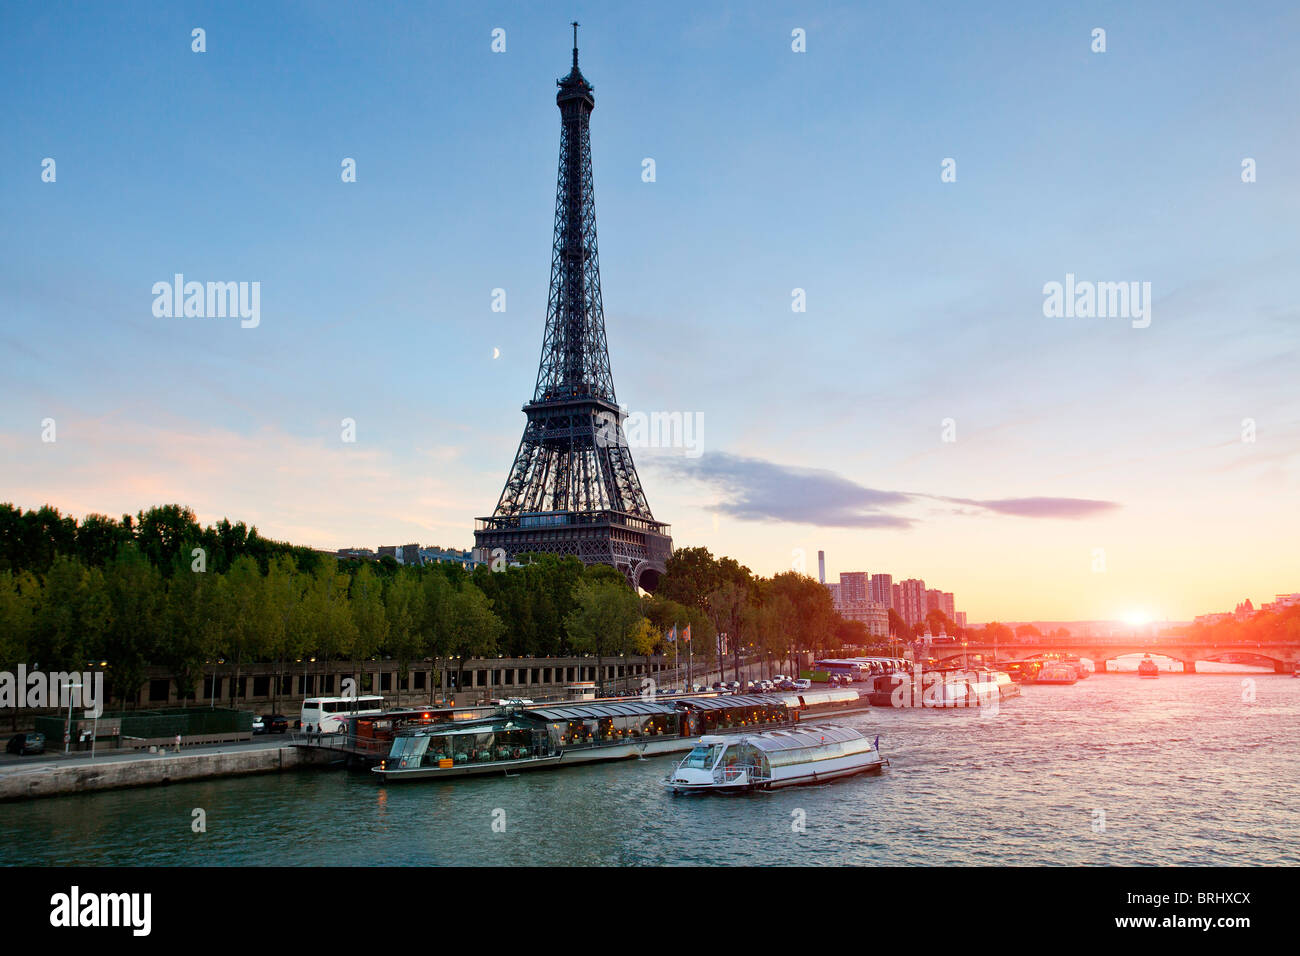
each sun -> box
[1122,610,1151,628]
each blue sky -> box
[2,1,1298,620]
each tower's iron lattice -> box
[474,26,672,591]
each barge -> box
[369,690,865,782]
[867,667,1018,708]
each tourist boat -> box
[1062,656,1090,679]
[1137,655,1160,678]
[866,668,1009,708]
[998,661,1041,683]
[369,692,865,782]
[663,724,885,793]
[1031,662,1078,685]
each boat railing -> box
[290,730,388,754]
[713,763,770,785]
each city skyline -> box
[3,2,1298,623]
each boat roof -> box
[526,700,678,721]
[677,694,783,711]
[700,724,867,753]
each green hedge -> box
[35,708,253,740]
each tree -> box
[926,608,956,637]
[0,570,39,729]
[103,546,164,707]
[705,580,750,682]
[160,551,209,704]
[349,563,388,670]
[220,556,273,707]
[443,583,503,699]
[265,554,307,712]
[566,579,643,693]
[887,608,906,640]
[383,569,427,705]
[657,546,723,614]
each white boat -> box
[664,724,885,793]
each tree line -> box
[0,504,879,708]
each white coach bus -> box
[300,696,384,734]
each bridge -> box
[926,639,1300,674]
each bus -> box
[300,696,384,734]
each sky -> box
[2,1,1297,623]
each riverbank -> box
[0,738,334,802]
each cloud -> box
[939,496,1121,519]
[657,452,1119,529]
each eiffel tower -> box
[474,25,673,591]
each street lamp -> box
[61,681,82,755]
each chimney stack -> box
[818,550,826,584]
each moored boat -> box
[1031,662,1078,685]
[369,691,867,782]
[664,724,885,793]
[867,668,1008,708]
[1062,656,1090,679]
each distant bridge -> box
[927,640,1300,674]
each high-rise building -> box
[818,550,825,584]
[941,592,956,620]
[898,579,928,627]
[891,583,902,614]
[839,571,870,604]
[870,573,893,607]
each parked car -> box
[773,675,787,684]
[727,681,741,692]
[263,714,290,734]
[6,732,45,755]
[691,684,707,693]
[251,715,266,735]
[793,678,812,690]
[778,679,796,691]
[759,680,774,692]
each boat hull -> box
[666,757,886,795]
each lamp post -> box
[62,681,82,756]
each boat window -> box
[388,735,430,768]
[680,743,724,770]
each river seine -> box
[2,671,1297,866]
